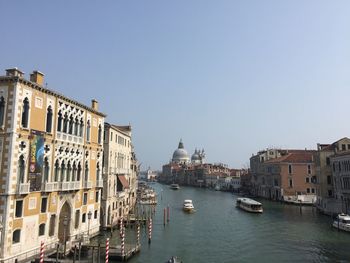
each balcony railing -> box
[83,181,92,189]
[117,191,126,198]
[17,183,30,195]
[57,131,83,145]
[60,181,81,191]
[95,180,103,188]
[43,182,59,192]
[115,168,130,175]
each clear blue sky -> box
[1,1,350,170]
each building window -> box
[289,179,293,188]
[54,160,60,182]
[82,213,86,223]
[57,111,62,132]
[342,144,346,151]
[328,190,333,197]
[77,162,82,181]
[74,117,79,136]
[95,191,99,202]
[306,177,310,183]
[38,224,45,236]
[18,155,25,184]
[72,162,77,181]
[41,197,47,213]
[21,97,30,128]
[79,118,84,137]
[327,175,332,185]
[12,229,21,244]
[43,157,49,182]
[69,116,74,135]
[311,188,315,194]
[307,164,311,175]
[75,210,80,229]
[46,106,53,133]
[15,200,23,218]
[49,215,56,236]
[83,193,88,205]
[61,161,66,181]
[288,164,292,174]
[94,210,98,219]
[348,144,350,150]
[98,125,102,144]
[0,96,5,127]
[66,161,72,181]
[63,113,68,133]
[86,120,91,142]
[110,132,113,141]
[326,157,330,166]
[96,163,100,181]
[306,188,310,193]
[84,162,89,182]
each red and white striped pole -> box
[136,222,140,246]
[105,238,109,263]
[148,218,152,244]
[40,241,44,263]
[120,218,125,258]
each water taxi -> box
[183,199,195,212]
[332,213,350,232]
[170,184,180,190]
[236,197,263,213]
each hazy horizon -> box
[1,1,350,170]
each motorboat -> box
[214,184,220,191]
[170,184,180,190]
[236,197,263,213]
[183,199,195,212]
[332,213,350,232]
[166,256,182,263]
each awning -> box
[118,175,129,189]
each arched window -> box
[98,125,102,144]
[84,161,89,182]
[46,106,53,133]
[66,161,71,181]
[43,157,49,182]
[72,162,77,181]
[38,223,45,236]
[74,117,79,136]
[69,116,74,135]
[79,118,84,137]
[63,113,68,133]
[21,98,30,128]
[57,111,62,132]
[18,155,25,184]
[54,160,60,182]
[61,161,66,182]
[0,96,5,127]
[77,162,82,181]
[12,229,21,244]
[96,162,100,181]
[86,120,91,142]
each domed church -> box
[172,139,190,164]
[191,148,206,164]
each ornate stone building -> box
[0,68,105,262]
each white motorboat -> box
[332,213,350,232]
[236,198,263,213]
[170,184,180,190]
[183,199,195,212]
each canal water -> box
[96,183,350,262]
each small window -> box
[342,144,346,151]
[41,197,47,213]
[15,200,23,218]
[75,210,80,229]
[39,224,45,236]
[306,177,310,183]
[328,190,333,197]
[326,157,330,165]
[82,213,86,223]
[306,188,310,193]
[83,193,88,205]
[311,188,315,194]
[95,191,99,202]
[12,229,21,244]
[289,179,293,188]
[94,210,98,219]
[327,175,332,185]
[288,164,292,174]
[49,215,56,236]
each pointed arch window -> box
[43,157,49,182]
[46,106,53,133]
[77,162,82,181]
[86,120,91,142]
[63,113,68,133]
[54,160,60,182]
[0,96,5,127]
[57,111,62,132]
[74,117,79,136]
[69,116,74,135]
[60,161,66,182]
[21,98,30,128]
[79,118,84,137]
[18,155,25,184]
[72,162,77,181]
[66,161,72,181]
[98,125,102,144]
[84,161,89,182]
[96,162,101,181]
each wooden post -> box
[98,243,101,263]
[73,245,77,263]
[56,244,59,262]
[163,208,166,227]
[105,238,109,263]
[167,205,170,223]
[40,241,44,263]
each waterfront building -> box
[101,123,137,228]
[330,150,350,215]
[250,149,317,202]
[0,68,105,261]
[139,168,158,181]
[314,138,350,215]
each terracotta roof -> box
[265,152,313,164]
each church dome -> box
[172,139,190,164]
[191,149,200,161]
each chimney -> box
[30,71,45,86]
[5,68,24,78]
[91,99,98,111]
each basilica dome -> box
[172,139,190,164]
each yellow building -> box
[0,68,105,262]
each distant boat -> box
[332,213,350,232]
[183,199,195,213]
[170,184,180,190]
[214,185,220,191]
[236,197,263,213]
[166,256,182,263]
